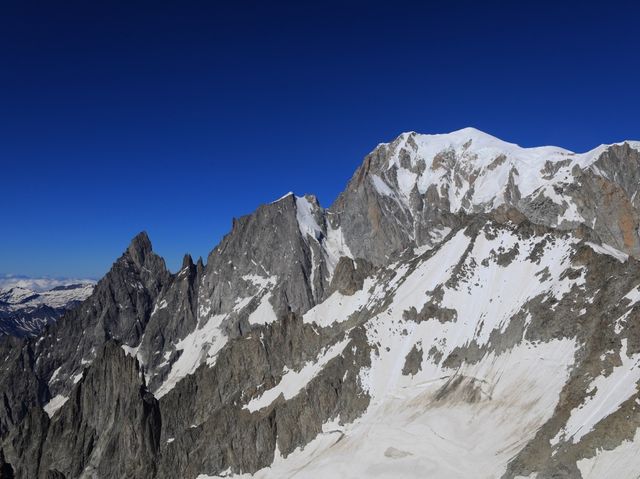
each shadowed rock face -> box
[0,231,170,468]
[0,449,14,479]
[2,129,640,478]
[1,341,160,479]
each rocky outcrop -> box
[200,194,321,319]
[1,341,161,479]
[137,254,203,391]
[0,337,48,440]
[0,232,169,453]
[328,257,373,296]
[402,343,423,376]
[155,314,371,477]
[36,232,170,399]
[0,449,14,479]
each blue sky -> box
[2,0,639,278]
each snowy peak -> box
[0,283,93,307]
[382,127,639,167]
[0,286,39,305]
[373,128,640,191]
[389,127,574,166]
[333,128,640,261]
[371,129,580,207]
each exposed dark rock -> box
[329,257,374,296]
[0,449,14,479]
[2,341,162,479]
[402,344,423,376]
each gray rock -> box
[0,449,14,479]
[2,341,160,479]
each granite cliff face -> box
[2,128,640,478]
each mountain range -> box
[0,281,94,338]
[1,128,640,478]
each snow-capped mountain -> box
[0,275,95,293]
[1,128,640,478]
[0,282,94,337]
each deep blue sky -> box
[2,0,639,278]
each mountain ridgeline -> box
[0,283,94,338]
[2,128,640,478]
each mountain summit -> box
[1,129,640,478]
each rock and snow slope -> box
[1,128,640,478]
[0,281,94,337]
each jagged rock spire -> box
[127,231,153,268]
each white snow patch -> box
[152,299,168,316]
[271,191,294,203]
[614,310,631,335]
[245,338,350,412]
[370,174,395,197]
[43,394,69,417]
[303,278,374,328]
[122,344,139,358]
[233,295,253,311]
[624,286,640,307]
[585,242,629,263]
[413,244,433,256]
[396,167,418,199]
[49,366,62,385]
[155,314,228,398]
[323,224,353,274]
[247,292,278,325]
[295,196,322,241]
[357,328,575,478]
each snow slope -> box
[196,220,617,478]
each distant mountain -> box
[0,281,94,337]
[0,275,95,292]
[1,129,640,478]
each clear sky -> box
[2,0,639,278]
